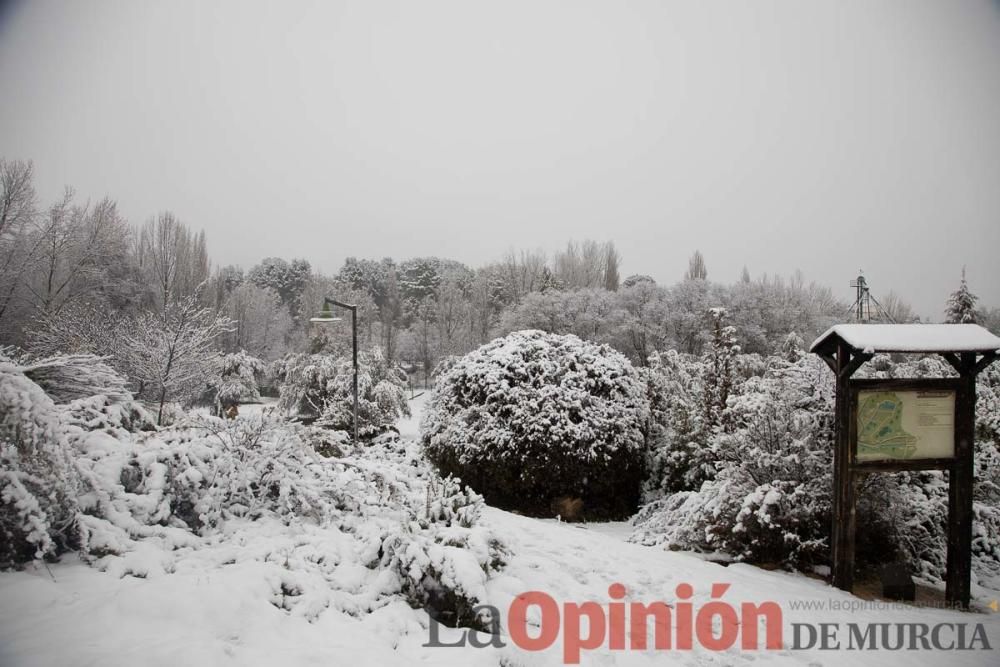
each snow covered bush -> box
[1,350,161,568]
[15,353,132,404]
[73,413,371,542]
[975,362,1000,450]
[0,359,81,568]
[633,355,836,567]
[273,348,409,440]
[422,329,650,518]
[62,394,157,434]
[26,302,149,390]
[423,474,484,529]
[70,410,506,629]
[633,349,1000,581]
[632,354,905,569]
[1,347,508,629]
[376,474,507,629]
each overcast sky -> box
[1,0,998,318]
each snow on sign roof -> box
[810,324,1000,355]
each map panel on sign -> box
[855,389,955,461]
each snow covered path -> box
[481,509,1000,665]
[3,506,996,666]
[1,393,998,666]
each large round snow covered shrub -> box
[421,330,650,519]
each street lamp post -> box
[310,297,359,443]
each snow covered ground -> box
[2,394,998,666]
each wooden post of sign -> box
[946,353,976,608]
[829,341,873,594]
[831,342,852,591]
[830,342,871,592]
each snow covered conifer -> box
[274,347,409,440]
[702,307,739,431]
[315,347,410,438]
[944,268,979,324]
[779,332,806,363]
[209,350,265,413]
[641,350,708,498]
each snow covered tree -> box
[665,277,711,354]
[337,257,392,306]
[622,274,656,289]
[137,212,210,311]
[27,194,131,317]
[981,306,1000,336]
[552,240,619,290]
[337,258,406,361]
[466,265,507,344]
[496,249,549,303]
[880,290,919,324]
[272,352,341,418]
[0,159,38,338]
[398,256,443,303]
[209,351,266,413]
[538,265,561,292]
[273,347,409,440]
[397,275,475,387]
[400,296,437,386]
[432,277,473,356]
[315,347,410,438]
[132,293,233,424]
[219,282,293,359]
[614,281,669,364]
[684,250,708,281]
[498,288,622,347]
[248,257,311,319]
[603,242,621,291]
[944,269,979,324]
[702,307,739,431]
[422,330,650,518]
[641,350,708,498]
[211,264,245,304]
[725,271,843,355]
[299,276,378,350]
[779,331,806,363]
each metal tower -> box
[847,271,895,323]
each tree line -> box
[2,156,997,402]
